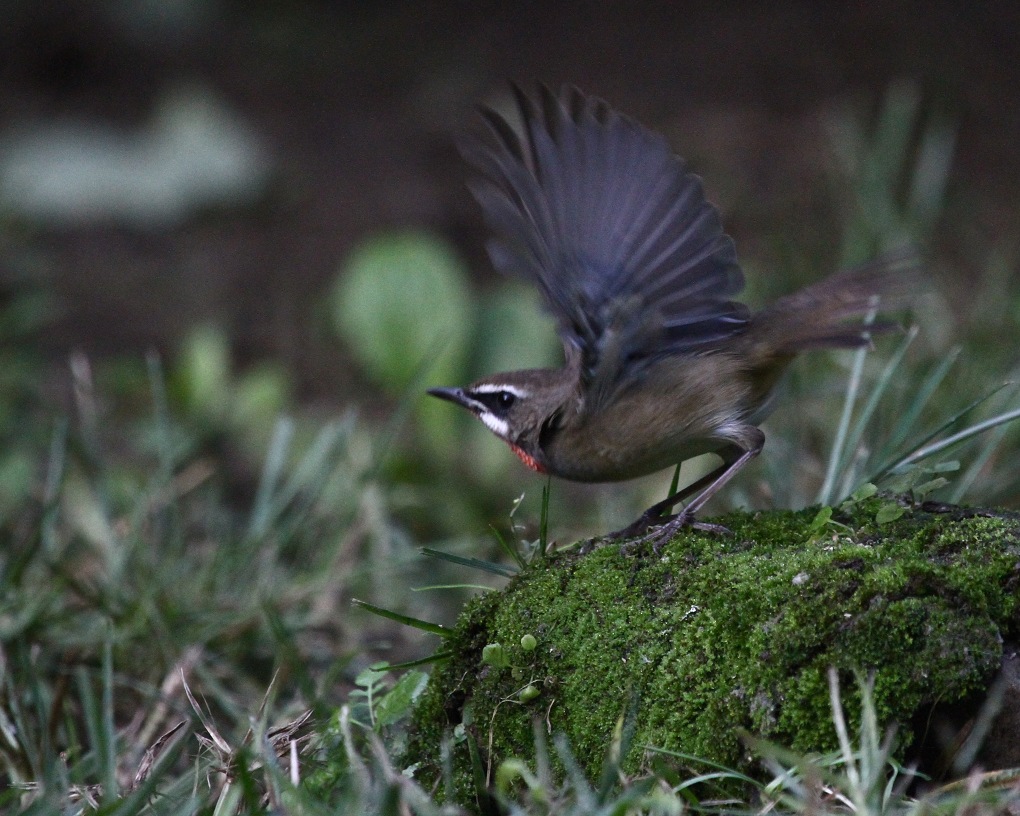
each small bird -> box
[429,84,915,545]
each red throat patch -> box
[507,442,547,474]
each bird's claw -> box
[613,511,732,555]
[653,517,732,552]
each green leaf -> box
[519,684,540,703]
[473,283,559,375]
[372,651,454,671]
[912,477,949,500]
[850,483,878,503]
[331,231,474,393]
[808,506,833,534]
[175,324,231,417]
[482,643,510,669]
[232,363,290,432]
[375,670,428,727]
[354,664,388,692]
[875,503,905,525]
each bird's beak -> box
[427,386,476,412]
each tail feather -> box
[744,249,922,357]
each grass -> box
[3,346,1019,814]
[0,358,380,811]
[1,82,1019,813]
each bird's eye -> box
[497,391,516,409]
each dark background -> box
[2,0,1017,408]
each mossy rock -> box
[405,502,1020,798]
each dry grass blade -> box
[266,708,316,784]
[289,738,299,786]
[932,767,1020,796]
[267,709,314,751]
[240,668,283,748]
[135,646,202,753]
[181,670,232,755]
[130,720,187,791]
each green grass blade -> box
[247,417,294,539]
[907,119,956,233]
[668,463,682,499]
[888,404,1020,473]
[350,598,451,638]
[873,383,1014,480]
[539,477,551,558]
[873,346,960,465]
[835,325,918,499]
[950,386,1020,503]
[145,350,177,481]
[41,417,68,529]
[818,309,877,505]
[373,651,455,671]
[100,638,117,802]
[262,603,318,708]
[643,746,760,786]
[268,418,353,544]
[420,547,517,577]
[490,525,526,570]
[279,417,353,509]
[412,584,494,592]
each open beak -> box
[427,386,477,412]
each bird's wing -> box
[461,84,749,409]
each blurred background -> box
[1,1,1019,676]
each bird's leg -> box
[609,426,765,550]
[642,427,765,551]
[609,465,730,539]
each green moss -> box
[404,505,1020,803]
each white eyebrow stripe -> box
[472,383,529,398]
[479,411,509,438]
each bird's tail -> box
[743,249,922,358]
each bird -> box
[428,84,916,546]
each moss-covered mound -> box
[407,503,1020,791]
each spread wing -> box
[461,84,749,409]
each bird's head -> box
[428,369,573,474]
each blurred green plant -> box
[0,247,53,519]
[168,323,292,454]
[759,81,1020,512]
[828,80,956,263]
[331,231,475,395]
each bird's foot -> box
[608,511,731,555]
[644,513,732,553]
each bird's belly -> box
[543,427,726,483]
[539,354,760,483]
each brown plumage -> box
[429,84,918,544]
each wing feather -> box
[464,84,749,405]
